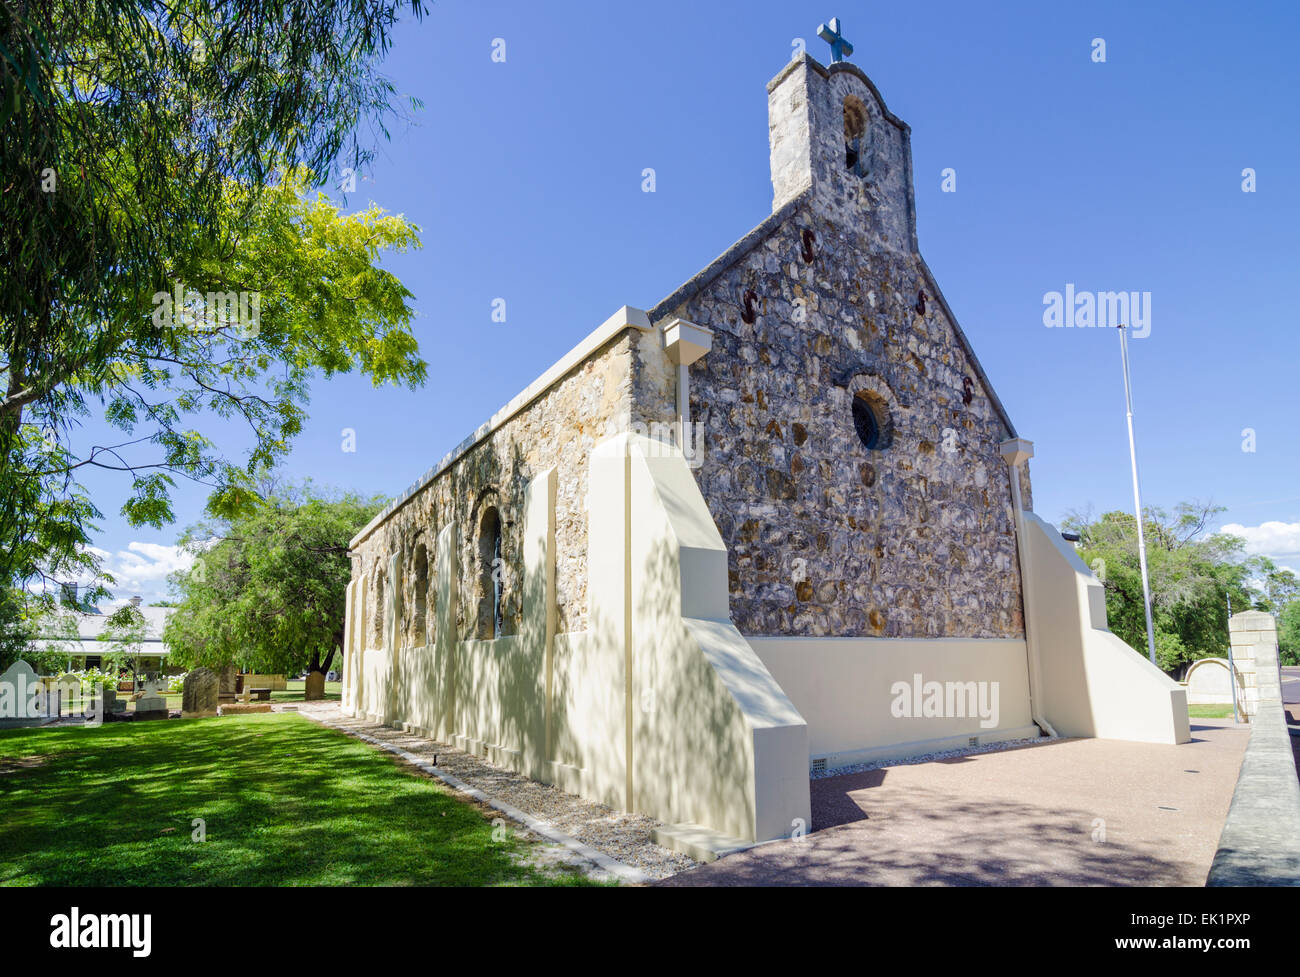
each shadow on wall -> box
[344,432,812,845]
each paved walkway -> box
[658,723,1249,886]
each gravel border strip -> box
[810,734,1058,780]
[302,710,652,884]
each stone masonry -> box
[350,53,1031,650]
[642,56,1028,638]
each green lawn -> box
[117,678,341,711]
[0,713,600,886]
[1188,704,1238,718]
[271,679,342,702]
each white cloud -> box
[1222,520,1300,564]
[68,542,195,606]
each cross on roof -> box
[817,17,854,63]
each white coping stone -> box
[350,306,652,549]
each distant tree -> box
[1063,501,1263,674]
[1252,559,1300,614]
[164,484,382,685]
[0,587,80,672]
[101,605,150,681]
[1280,602,1300,666]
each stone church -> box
[342,27,1188,858]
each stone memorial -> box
[1184,657,1240,706]
[0,660,48,725]
[304,670,326,701]
[181,667,220,718]
[133,688,168,721]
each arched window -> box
[852,390,893,450]
[477,507,503,639]
[412,543,429,642]
[843,96,869,177]
[371,569,385,646]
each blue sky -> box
[75,0,1300,602]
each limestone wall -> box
[1208,611,1300,884]
[749,635,1037,769]
[343,433,810,849]
[645,201,1026,639]
[1021,511,1190,744]
[643,55,1027,640]
[347,319,644,644]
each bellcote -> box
[766,52,918,253]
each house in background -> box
[30,592,175,678]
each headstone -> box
[181,667,220,718]
[134,688,169,721]
[219,664,237,695]
[0,660,45,721]
[304,671,326,701]
[1185,657,1239,706]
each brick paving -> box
[658,722,1248,886]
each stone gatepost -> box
[1228,610,1280,721]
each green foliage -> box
[1280,602,1300,666]
[1152,629,1187,674]
[0,588,83,672]
[101,605,148,657]
[55,667,120,696]
[0,0,427,643]
[1063,501,1275,674]
[165,482,382,676]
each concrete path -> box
[658,724,1248,886]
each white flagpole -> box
[1118,324,1159,666]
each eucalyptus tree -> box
[0,0,427,616]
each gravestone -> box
[134,688,169,721]
[182,668,219,718]
[304,671,326,701]
[1185,658,1239,706]
[0,660,45,722]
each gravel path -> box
[284,702,697,882]
[810,734,1055,780]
